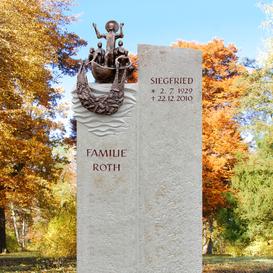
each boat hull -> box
[91,61,133,83]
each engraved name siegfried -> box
[150,77,194,85]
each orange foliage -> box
[176,40,247,218]
[129,40,247,218]
[127,54,138,83]
[0,0,84,209]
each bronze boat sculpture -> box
[90,59,132,84]
[76,20,134,115]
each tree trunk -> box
[203,218,214,255]
[0,207,7,253]
[10,203,20,248]
[21,217,26,250]
[206,238,213,255]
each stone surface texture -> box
[76,45,202,273]
[73,84,137,136]
[138,45,202,273]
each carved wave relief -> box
[72,83,137,137]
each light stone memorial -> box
[73,20,202,273]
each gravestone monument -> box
[74,20,202,273]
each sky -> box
[60,0,269,121]
[68,0,266,57]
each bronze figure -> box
[92,21,124,51]
[93,42,105,65]
[76,20,133,115]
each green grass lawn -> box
[0,252,76,273]
[203,255,273,273]
[0,252,39,259]
[1,253,273,272]
[0,267,76,273]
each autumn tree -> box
[30,146,77,257]
[127,54,138,83]
[0,0,85,252]
[128,40,246,221]
[172,40,247,253]
[129,40,247,254]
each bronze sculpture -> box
[76,20,133,115]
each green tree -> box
[231,1,273,248]
[238,2,273,137]
[215,192,249,254]
[232,128,273,240]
